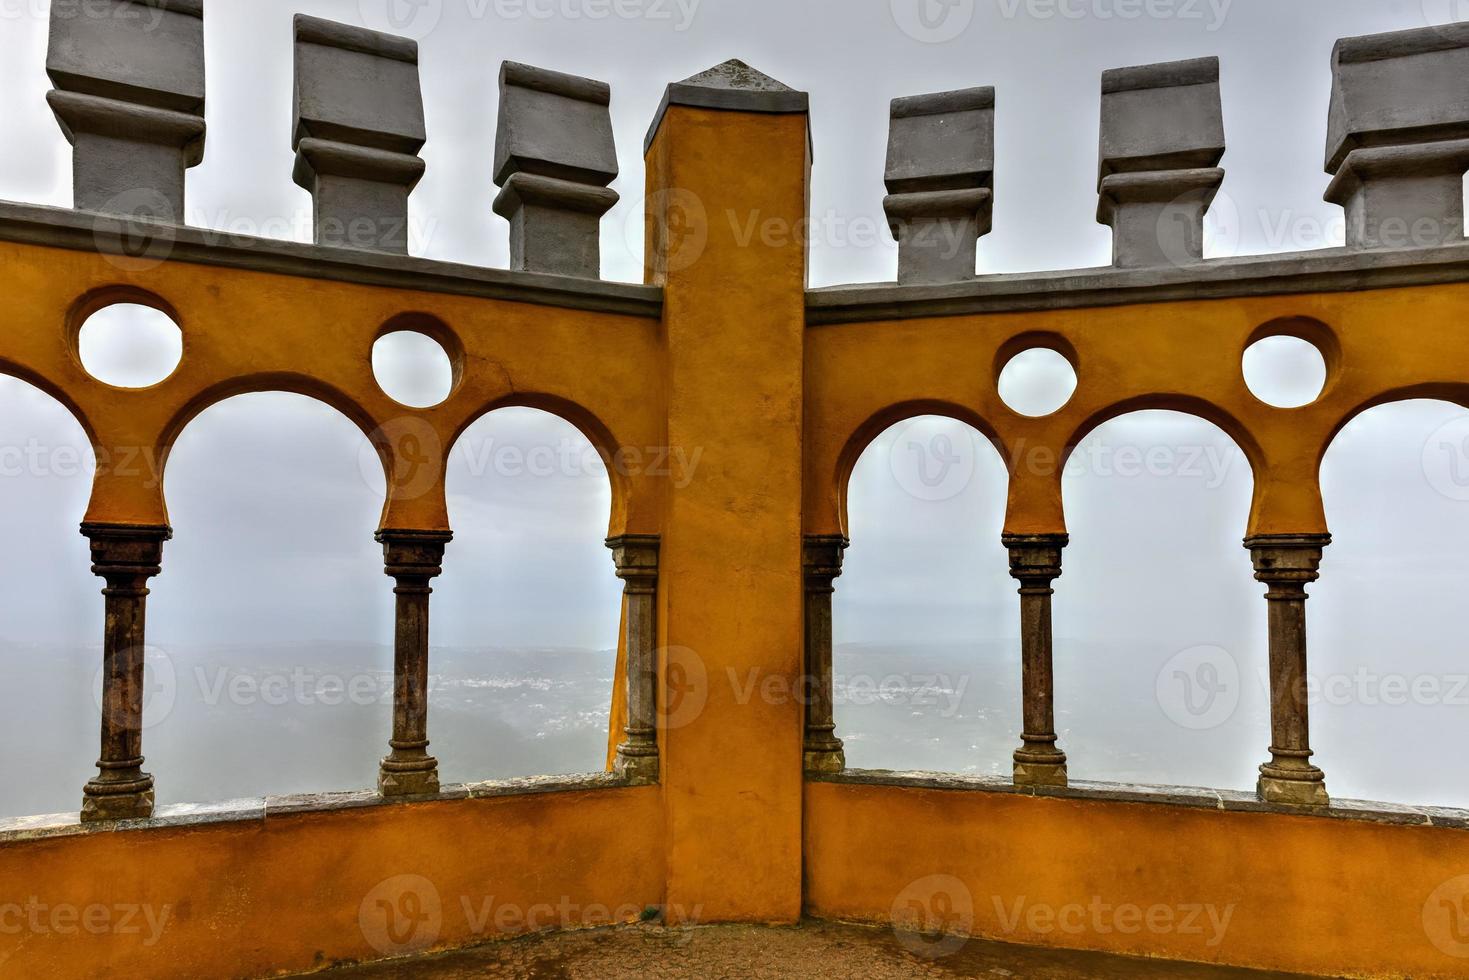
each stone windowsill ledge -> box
[0,771,631,844]
[811,768,1469,830]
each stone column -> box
[1246,534,1330,806]
[607,535,660,784]
[80,522,170,822]
[376,529,451,798]
[1004,533,1068,788]
[802,535,847,773]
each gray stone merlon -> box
[1097,57,1224,269]
[45,0,207,220]
[1326,25,1469,249]
[1326,23,1469,171]
[644,59,809,155]
[884,85,995,285]
[292,14,425,254]
[494,61,619,279]
[1098,57,1222,178]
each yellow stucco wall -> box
[0,786,663,979]
[806,780,1469,979]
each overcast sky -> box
[1,0,1467,811]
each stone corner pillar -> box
[1002,533,1069,788]
[493,61,619,279]
[644,57,809,923]
[375,528,451,798]
[79,521,171,822]
[607,534,660,785]
[292,15,426,253]
[802,534,848,774]
[1245,533,1330,807]
[45,0,207,220]
[1096,57,1224,268]
[882,86,994,285]
[1325,25,1469,250]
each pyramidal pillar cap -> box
[645,59,809,154]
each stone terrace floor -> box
[313,921,1328,979]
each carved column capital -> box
[377,528,452,590]
[1002,533,1067,585]
[607,534,660,595]
[81,522,171,586]
[1245,533,1330,590]
[802,534,848,591]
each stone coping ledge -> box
[0,771,630,844]
[812,769,1469,830]
[807,239,1469,323]
[0,202,663,319]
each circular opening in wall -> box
[78,303,183,388]
[1242,335,1327,409]
[372,330,454,408]
[998,347,1077,417]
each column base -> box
[81,774,154,822]
[1257,766,1328,806]
[1013,755,1068,788]
[378,755,441,798]
[613,747,660,785]
[803,744,847,774]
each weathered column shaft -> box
[377,529,451,797]
[802,535,847,773]
[608,535,660,784]
[81,522,170,822]
[1005,533,1068,788]
[1247,534,1329,806]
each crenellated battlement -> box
[3,7,1469,980]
